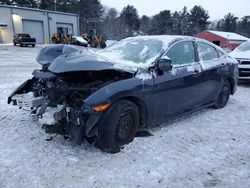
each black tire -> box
[100,41,106,49]
[51,37,57,44]
[13,42,16,46]
[90,40,98,48]
[214,81,230,109]
[32,44,35,47]
[96,100,139,153]
[20,43,23,47]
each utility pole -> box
[54,0,57,11]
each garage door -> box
[22,20,44,44]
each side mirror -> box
[156,58,172,72]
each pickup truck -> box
[13,33,36,47]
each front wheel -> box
[214,81,230,109]
[96,100,139,153]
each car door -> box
[153,40,203,124]
[197,42,226,104]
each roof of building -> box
[0,4,79,17]
[207,30,249,41]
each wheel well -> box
[121,96,147,129]
[228,78,235,94]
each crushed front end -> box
[8,69,132,144]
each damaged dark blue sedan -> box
[8,36,238,153]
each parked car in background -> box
[13,33,36,47]
[229,40,250,79]
[8,36,238,153]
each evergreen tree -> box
[239,16,250,37]
[172,7,191,35]
[39,0,78,12]
[221,13,238,32]
[150,10,173,35]
[119,5,140,37]
[189,5,209,34]
[0,0,12,5]
[77,0,104,33]
[39,0,54,10]
[12,0,38,8]
[101,8,125,40]
[139,15,151,35]
[56,0,78,13]
[40,0,104,33]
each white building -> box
[0,5,79,44]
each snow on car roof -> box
[207,30,249,41]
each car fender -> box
[83,77,154,137]
[84,77,153,107]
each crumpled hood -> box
[48,48,119,73]
[36,44,82,66]
[36,45,135,74]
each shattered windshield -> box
[98,38,163,64]
[236,41,250,52]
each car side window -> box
[199,42,219,61]
[164,41,195,66]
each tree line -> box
[1,0,249,40]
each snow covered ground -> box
[0,45,250,188]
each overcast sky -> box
[100,0,249,20]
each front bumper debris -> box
[11,92,66,125]
[12,93,45,111]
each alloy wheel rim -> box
[115,111,135,145]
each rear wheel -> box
[20,43,23,47]
[214,81,230,109]
[100,41,106,49]
[13,42,16,46]
[96,100,139,153]
[32,44,35,47]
